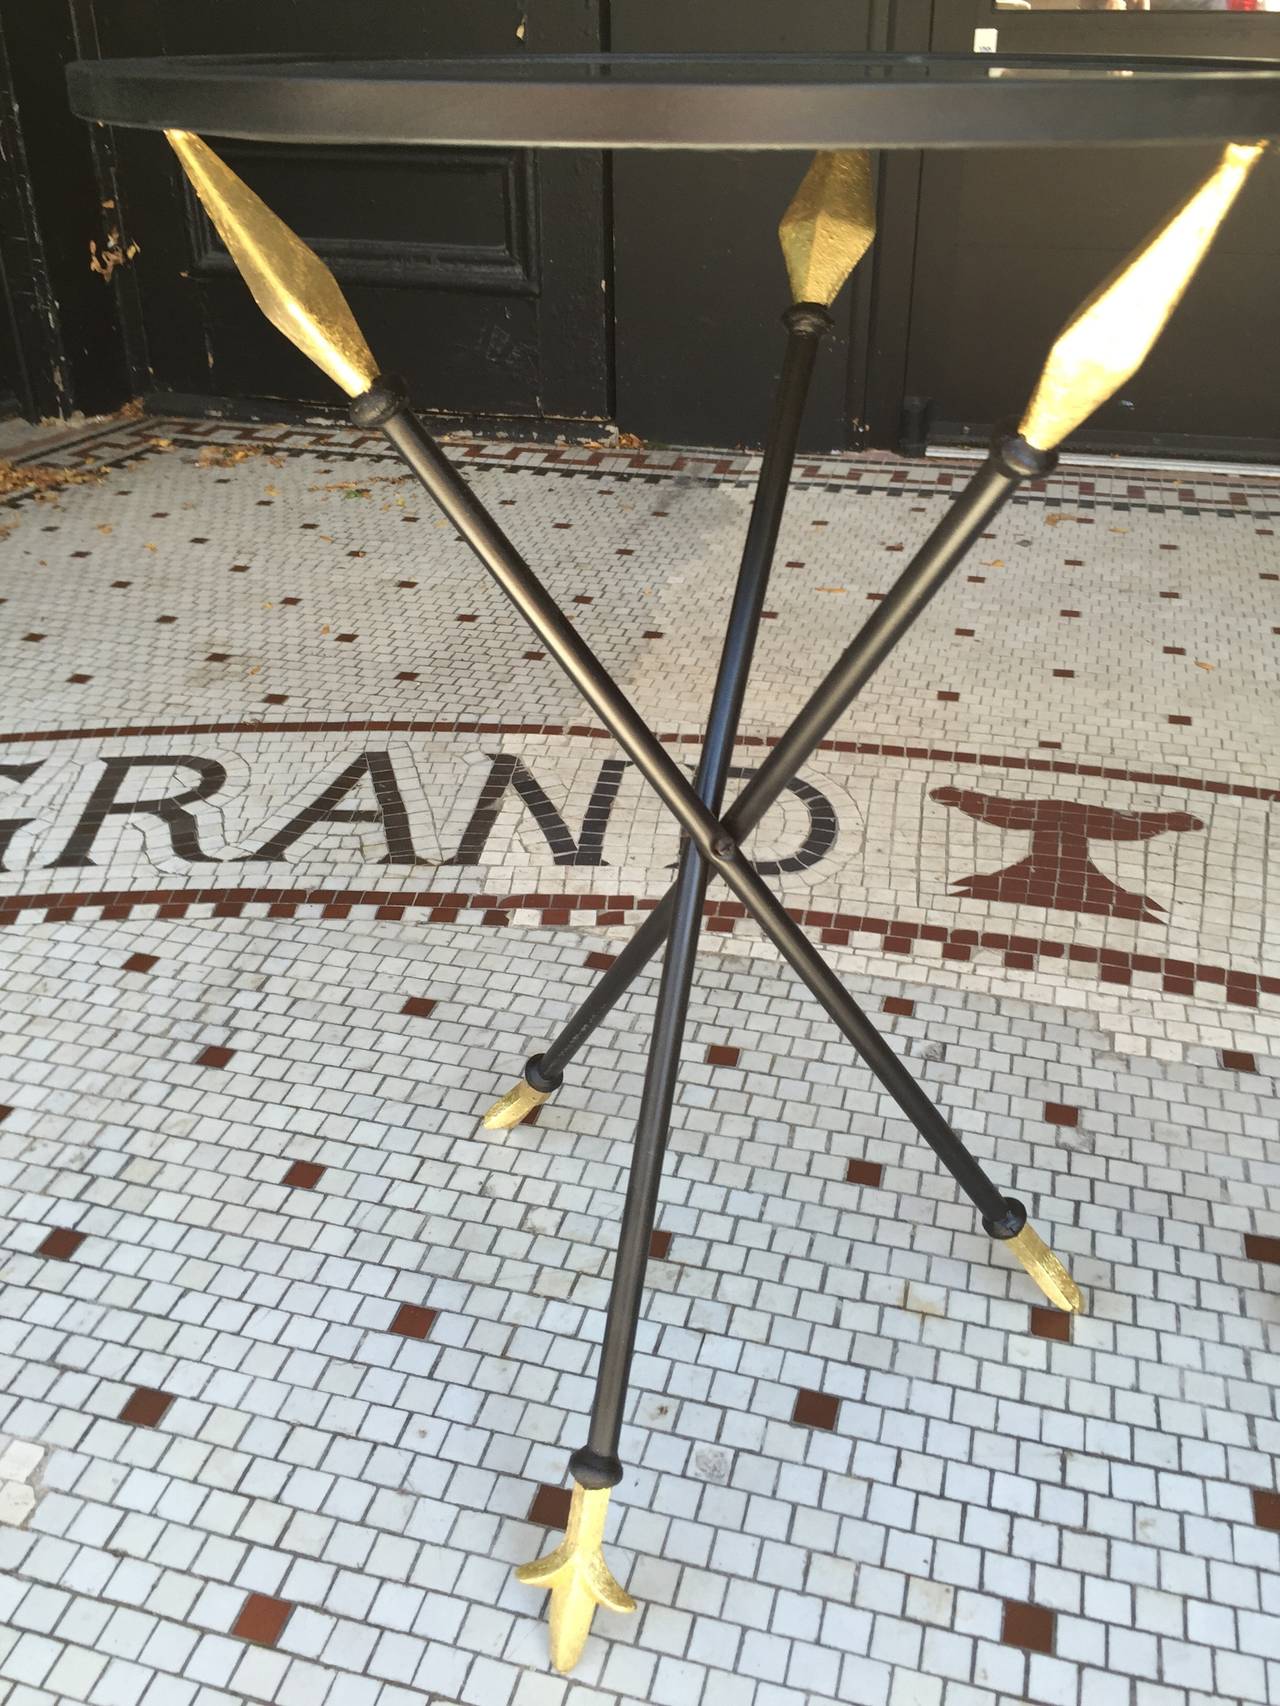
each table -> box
[68,50,1280,1674]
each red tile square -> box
[1001,1600,1055,1656]
[585,951,617,971]
[283,1160,325,1190]
[396,671,418,681]
[196,1045,234,1069]
[1222,1050,1257,1073]
[1251,1489,1280,1532]
[401,997,437,1019]
[649,1230,673,1261]
[845,1159,884,1188]
[1044,1102,1078,1127]
[1030,1307,1071,1343]
[792,1388,840,1431]
[122,953,158,974]
[119,1387,176,1427]
[529,1484,573,1529]
[232,1593,293,1647]
[705,1045,740,1068]
[0,1105,10,1122]
[1244,1234,1280,1267]
[389,1303,438,1340]
[37,1226,85,1261]
[882,997,915,1017]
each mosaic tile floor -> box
[0,414,1277,1706]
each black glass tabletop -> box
[67,51,1280,150]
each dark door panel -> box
[90,0,609,424]
[609,0,877,452]
[905,1,1280,458]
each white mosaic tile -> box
[0,416,1277,1705]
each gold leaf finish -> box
[1020,141,1266,452]
[516,1483,635,1672]
[778,150,876,307]
[481,1078,550,1131]
[166,130,378,399]
[1006,1224,1083,1314]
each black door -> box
[91,0,609,427]
[609,0,878,452]
[903,0,1280,459]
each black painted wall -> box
[3,0,1279,459]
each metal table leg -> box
[163,127,1263,1676]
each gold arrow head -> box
[165,129,378,399]
[516,1483,636,1673]
[1020,140,1267,452]
[778,150,876,307]
[481,1077,550,1131]
[1005,1223,1083,1314]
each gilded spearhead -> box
[166,129,378,399]
[1020,141,1267,452]
[778,150,876,307]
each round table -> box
[69,50,1280,148]
[67,48,1280,1677]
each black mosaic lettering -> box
[0,762,45,871]
[47,756,227,868]
[448,754,629,866]
[243,750,420,864]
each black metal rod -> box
[359,379,1036,1238]
[534,435,1052,1087]
[359,381,734,867]
[572,309,828,1480]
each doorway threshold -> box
[926,444,1280,481]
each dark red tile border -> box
[0,878,1269,1011]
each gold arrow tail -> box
[166,130,378,399]
[1020,141,1267,452]
[516,1483,635,1672]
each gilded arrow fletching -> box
[1020,141,1266,452]
[1006,1224,1083,1314]
[516,1483,635,1672]
[166,129,378,399]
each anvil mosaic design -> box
[62,49,1278,1676]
